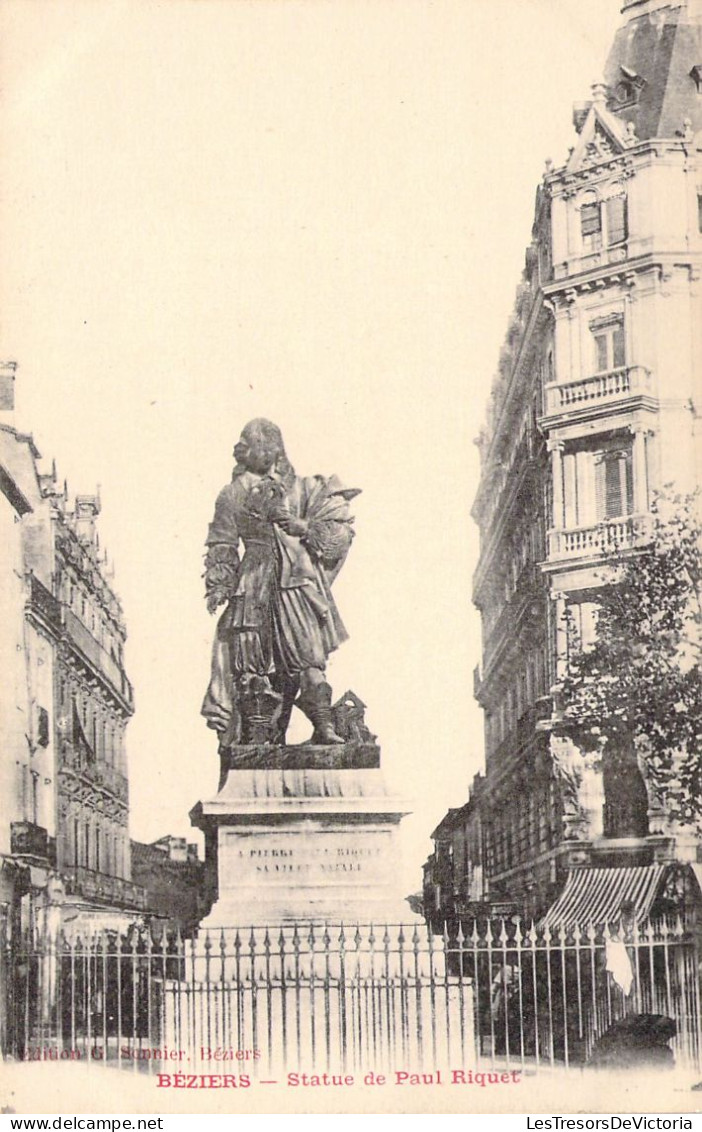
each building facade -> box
[0,373,145,945]
[425,0,702,923]
[131,836,206,935]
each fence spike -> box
[412,923,421,954]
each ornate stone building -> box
[48,483,144,921]
[425,0,702,923]
[0,372,145,939]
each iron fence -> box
[3,915,700,1078]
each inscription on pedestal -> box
[219,828,393,892]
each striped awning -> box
[541,864,668,929]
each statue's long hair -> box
[234,418,295,487]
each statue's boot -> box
[298,681,345,744]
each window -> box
[580,190,627,252]
[595,446,633,519]
[581,198,602,251]
[568,601,599,653]
[602,745,649,838]
[592,318,626,372]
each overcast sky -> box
[0,0,622,892]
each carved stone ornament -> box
[550,734,590,839]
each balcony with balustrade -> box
[539,365,655,429]
[63,606,133,711]
[62,865,146,910]
[547,513,652,564]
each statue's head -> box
[234,419,293,479]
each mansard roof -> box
[603,0,702,141]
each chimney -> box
[74,493,101,544]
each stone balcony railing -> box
[63,606,133,708]
[61,865,146,910]
[59,754,129,801]
[548,513,652,561]
[542,365,653,420]
[27,573,133,709]
[28,574,63,635]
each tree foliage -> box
[560,490,702,826]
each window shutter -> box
[37,706,50,747]
[581,201,602,238]
[612,323,626,369]
[606,195,627,245]
[594,332,609,373]
[625,453,634,515]
[595,456,607,520]
[605,455,623,517]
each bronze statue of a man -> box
[201,419,359,747]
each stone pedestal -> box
[190,740,416,928]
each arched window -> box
[580,186,627,252]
